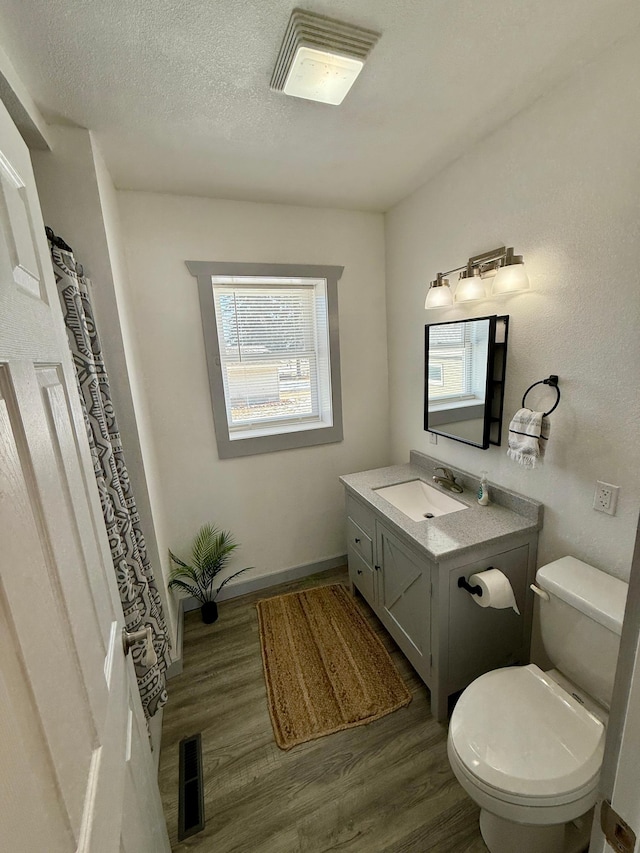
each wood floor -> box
[158,567,488,853]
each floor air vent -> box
[178,733,205,840]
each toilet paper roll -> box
[468,568,520,615]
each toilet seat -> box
[449,665,605,805]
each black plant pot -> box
[201,600,219,624]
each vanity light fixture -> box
[455,267,486,303]
[270,9,381,106]
[491,248,529,294]
[424,274,453,309]
[425,245,529,309]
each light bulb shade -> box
[455,271,486,302]
[283,47,364,105]
[425,279,453,309]
[492,261,529,294]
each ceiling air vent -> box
[270,8,380,106]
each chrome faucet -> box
[432,467,464,493]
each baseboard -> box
[220,553,348,600]
[180,553,348,615]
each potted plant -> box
[168,524,252,624]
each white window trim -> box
[186,261,344,459]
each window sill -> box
[229,418,333,442]
[218,420,343,458]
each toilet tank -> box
[536,557,628,709]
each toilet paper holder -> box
[458,574,490,597]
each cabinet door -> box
[377,524,431,680]
[448,545,529,691]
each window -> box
[427,321,488,404]
[186,261,343,458]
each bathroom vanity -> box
[340,451,542,721]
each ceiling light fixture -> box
[270,9,380,106]
[425,246,529,309]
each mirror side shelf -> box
[489,316,509,446]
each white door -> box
[0,99,170,851]
[590,522,640,853]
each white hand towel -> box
[507,408,550,468]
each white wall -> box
[385,30,640,581]
[31,127,177,646]
[91,140,177,639]
[117,192,389,587]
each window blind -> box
[428,324,472,401]
[211,277,332,438]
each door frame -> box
[591,515,640,851]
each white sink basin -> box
[374,480,468,522]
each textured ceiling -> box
[0,0,638,210]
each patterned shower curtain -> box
[47,227,171,719]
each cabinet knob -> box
[375,565,381,571]
[357,569,363,575]
[354,537,361,544]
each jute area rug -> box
[256,583,412,750]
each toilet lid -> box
[449,664,605,798]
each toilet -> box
[448,556,628,853]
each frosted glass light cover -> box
[492,262,530,294]
[283,46,364,105]
[425,283,453,309]
[455,276,486,302]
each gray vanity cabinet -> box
[345,493,536,722]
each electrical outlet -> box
[593,481,620,516]
[429,432,438,445]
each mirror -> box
[424,315,509,449]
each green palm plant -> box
[168,524,252,623]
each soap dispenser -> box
[477,471,490,506]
